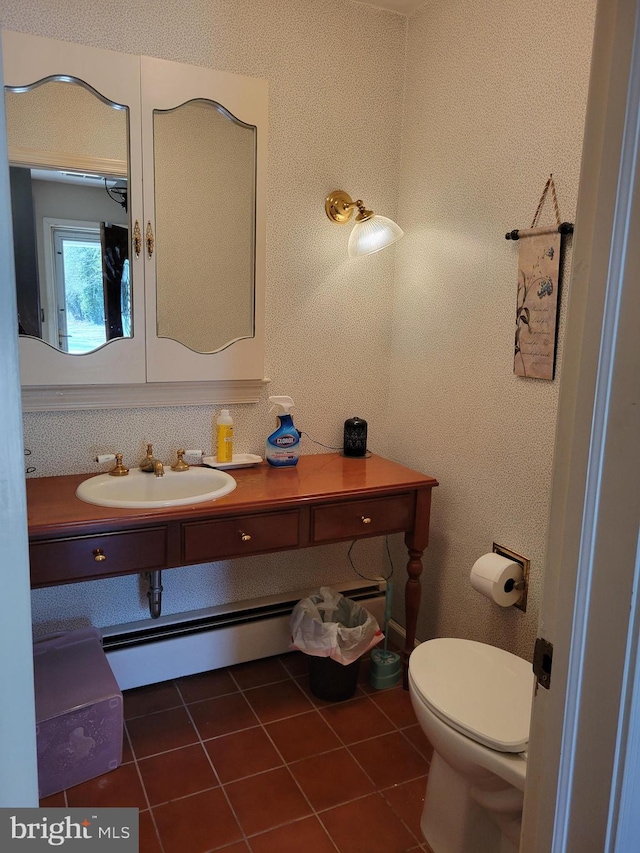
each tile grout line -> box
[230,660,342,853]
[122,655,429,851]
[205,662,425,848]
[176,672,254,852]
[123,719,167,853]
[313,679,429,848]
[234,657,427,850]
[126,674,246,851]
[361,691,433,846]
[226,660,344,851]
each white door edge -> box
[522,0,640,849]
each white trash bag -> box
[290,586,383,665]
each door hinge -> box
[533,637,553,689]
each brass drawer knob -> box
[361,516,372,524]
[240,532,252,542]
[93,548,107,562]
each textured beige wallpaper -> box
[4,0,596,656]
[389,0,596,659]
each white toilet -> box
[408,638,535,853]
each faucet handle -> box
[171,449,190,472]
[139,443,154,467]
[108,453,129,477]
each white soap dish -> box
[202,453,263,470]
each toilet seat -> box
[409,638,534,753]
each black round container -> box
[308,655,361,701]
[343,417,368,457]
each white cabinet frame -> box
[2,30,268,410]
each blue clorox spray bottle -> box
[266,396,301,467]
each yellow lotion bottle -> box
[216,409,234,463]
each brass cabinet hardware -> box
[240,531,252,542]
[93,548,107,562]
[146,221,155,258]
[361,516,372,524]
[133,220,142,258]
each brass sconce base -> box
[325,189,355,224]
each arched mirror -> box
[153,99,256,354]
[5,77,130,355]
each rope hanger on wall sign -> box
[505,174,574,241]
[507,175,574,381]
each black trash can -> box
[291,587,381,702]
[308,655,360,702]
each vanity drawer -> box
[183,510,300,563]
[29,527,167,586]
[312,493,415,543]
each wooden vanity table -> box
[26,453,438,684]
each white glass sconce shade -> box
[325,189,403,258]
[348,214,404,257]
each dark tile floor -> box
[40,652,435,853]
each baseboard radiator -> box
[103,579,387,691]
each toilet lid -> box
[409,638,534,753]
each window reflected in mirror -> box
[5,78,130,354]
[153,99,256,354]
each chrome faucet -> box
[140,444,165,477]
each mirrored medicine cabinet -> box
[2,30,268,411]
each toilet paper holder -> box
[492,543,530,612]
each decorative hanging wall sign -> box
[506,175,573,381]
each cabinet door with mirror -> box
[2,30,266,398]
[141,56,266,383]
[3,30,145,386]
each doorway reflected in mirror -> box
[5,77,130,354]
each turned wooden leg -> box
[402,487,433,689]
[403,545,425,689]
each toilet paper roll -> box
[470,553,524,607]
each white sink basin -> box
[76,466,237,508]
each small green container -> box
[368,648,402,690]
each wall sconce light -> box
[104,178,128,213]
[325,189,404,258]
